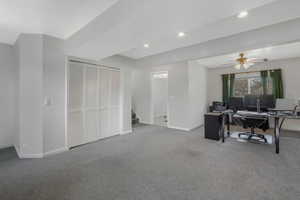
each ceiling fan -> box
[234,53,265,70]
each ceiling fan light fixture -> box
[235,64,241,70]
[233,53,266,70]
[243,63,250,69]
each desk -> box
[246,105,268,112]
[269,114,300,154]
[221,110,300,154]
[221,110,232,143]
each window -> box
[233,72,273,97]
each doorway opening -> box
[151,71,169,127]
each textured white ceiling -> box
[196,42,300,68]
[2,0,299,62]
[120,0,300,59]
[0,0,119,44]
[66,0,280,60]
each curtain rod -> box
[221,68,281,76]
[69,59,120,71]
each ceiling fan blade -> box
[248,58,265,62]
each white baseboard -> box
[14,145,68,159]
[16,150,44,159]
[21,153,44,159]
[140,121,152,125]
[44,147,69,157]
[14,144,43,159]
[14,145,22,158]
[168,126,190,131]
[189,124,204,131]
[168,124,204,132]
[112,131,121,136]
[121,129,132,135]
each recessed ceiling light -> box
[178,32,186,37]
[237,11,248,18]
[144,43,149,48]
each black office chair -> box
[260,95,275,111]
[244,95,275,112]
[233,111,269,143]
[209,101,226,112]
[228,97,244,112]
[244,95,259,111]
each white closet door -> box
[99,109,109,138]
[85,67,98,107]
[99,69,110,138]
[68,62,121,147]
[84,66,99,142]
[109,70,121,136]
[99,69,109,108]
[68,63,85,147]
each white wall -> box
[43,35,66,154]
[188,61,207,129]
[0,34,134,156]
[120,67,133,134]
[152,78,168,117]
[17,34,44,156]
[133,61,208,130]
[0,43,18,149]
[207,57,300,131]
[13,41,20,150]
[132,67,152,124]
[14,34,67,157]
[99,55,135,134]
[135,62,191,128]
[167,62,189,129]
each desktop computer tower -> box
[204,113,222,141]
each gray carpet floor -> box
[1,125,300,200]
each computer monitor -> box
[260,95,275,109]
[244,95,258,107]
[228,97,244,111]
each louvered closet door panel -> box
[99,69,109,109]
[85,110,98,142]
[110,70,120,106]
[99,109,109,138]
[68,63,84,147]
[109,70,121,135]
[69,63,83,110]
[68,112,84,147]
[68,62,121,147]
[110,107,120,135]
[85,67,98,107]
[98,69,110,138]
[84,67,99,142]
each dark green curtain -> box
[229,74,235,97]
[261,70,268,95]
[222,74,229,103]
[270,69,284,98]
